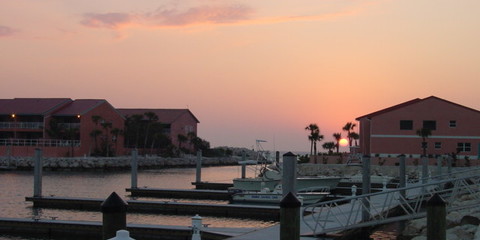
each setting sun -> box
[339,138,349,147]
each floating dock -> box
[0,217,256,240]
[25,196,280,221]
[191,182,233,190]
[126,187,232,200]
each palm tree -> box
[322,141,336,155]
[305,123,320,156]
[350,132,360,146]
[143,111,159,151]
[177,134,188,153]
[101,122,112,157]
[89,129,102,155]
[342,122,357,147]
[90,115,103,153]
[111,128,123,156]
[333,133,342,153]
[311,130,324,157]
[416,128,432,157]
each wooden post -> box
[427,193,446,240]
[280,192,301,240]
[241,151,246,179]
[102,192,128,240]
[399,154,406,198]
[422,156,429,184]
[361,155,371,240]
[33,148,43,197]
[436,155,442,179]
[282,152,297,196]
[196,151,202,183]
[447,155,452,175]
[191,214,202,240]
[131,149,138,189]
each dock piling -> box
[447,155,452,175]
[361,155,371,240]
[33,148,43,197]
[427,193,446,240]
[196,151,202,183]
[436,155,442,179]
[191,214,202,240]
[108,230,135,240]
[241,152,246,179]
[102,192,128,240]
[399,154,406,198]
[131,149,138,189]
[422,156,429,184]
[282,152,297,196]
[280,192,301,240]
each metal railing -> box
[302,166,480,236]
[0,122,43,129]
[0,139,80,147]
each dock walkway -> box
[25,196,280,221]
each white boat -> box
[341,174,394,184]
[233,164,342,192]
[231,184,329,205]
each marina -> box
[3,155,479,240]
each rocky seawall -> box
[0,155,241,170]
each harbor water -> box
[0,165,274,240]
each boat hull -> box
[232,192,327,205]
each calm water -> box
[0,165,274,239]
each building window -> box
[434,142,442,149]
[423,120,436,130]
[449,120,457,128]
[400,120,413,130]
[457,142,471,152]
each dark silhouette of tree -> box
[416,128,432,157]
[143,112,159,153]
[111,128,123,156]
[342,122,357,147]
[322,141,336,155]
[305,123,320,156]
[333,133,342,153]
[350,132,360,146]
[177,134,188,153]
[101,122,112,157]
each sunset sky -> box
[1,0,479,153]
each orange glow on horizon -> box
[339,138,349,147]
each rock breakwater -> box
[0,155,240,170]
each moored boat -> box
[231,184,330,205]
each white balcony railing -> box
[0,122,43,129]
[0,139,81,147]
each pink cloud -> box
[147,4,253,26]
[80,12,132,29]
[0,25,17,37]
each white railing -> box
[302,166,480,236]
[0,122,43,129]
[0,139,80,147]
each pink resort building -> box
[0,98,125,157]
[0,98,199,157]
[356,96,480,162]
[117,108,200,152]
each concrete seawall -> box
[0,155,240,170]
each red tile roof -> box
[117,109,199,123]
[0,98,72,115]
[356,96,480,120]
[53,99,107,116]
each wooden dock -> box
[191,182,233,190]
[0,217,256,240]
[126,187,232,200]
[25,196,280,221]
